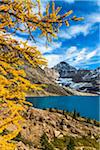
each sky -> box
[12,0,100,69]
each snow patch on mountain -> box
[52,61,100,94]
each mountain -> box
[23,63,95,96]
[53,61,77,78]
[53,61,100,95]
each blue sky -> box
[12,0,100,69]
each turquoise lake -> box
[27,96,100,121]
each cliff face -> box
[53,61,77,78]
[44,67,60,82]
[53,62,100,95]
[23,64,71,96]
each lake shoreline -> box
[27,96,99,121]
[26,93,97,98]
[17,107,99,149]
[31,107,100,122]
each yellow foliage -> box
[0,0,83,149]
[0,33,47,149]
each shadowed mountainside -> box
[23,64,96,96]
[53,61,100,95]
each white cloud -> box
[69,24,91,36]
[97,0,100,6]
[59,11,100,40]
[10,34,62,54]
[66,47,88,65]
[86,50,97,59]
[44,54,63,67]
[36,41,62,54]
[6,0,99,69]
[59,24,91,39]
[37,45,53,53]
[52,41,62,48]
[75,48,87,62]
[67,46,77,54]
[65,46,99,67]
[87,13,100,24]
[9,33,100,68]
[44,45,99,68]
[66,46,78,59]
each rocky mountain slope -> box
[53,61,100,95]
[15,108,99,150]
[23,64,96,96]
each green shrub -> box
[14,133,33,146]
[52,137,65,150]
[67,138,75,150]
[77,112,80,117]
[40,133,54,150]
[93,120,100,127]
[86,118,91,124]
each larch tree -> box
[0,0,83,149]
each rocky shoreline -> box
[15,108,99,150]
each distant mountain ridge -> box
[53,61,77,78]
[23,63,96,96]
[53,61,100,94]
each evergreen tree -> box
[40,133,54,150]
[67,138,75,150]
[73,109,77,119]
